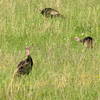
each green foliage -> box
[0,0,100,100]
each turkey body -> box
[16,55,33,76]
[80,36,93,48]
[41,8,64,18]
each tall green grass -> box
[0,0,100,100]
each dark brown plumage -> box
[40,8,64,18]
[16,48,33,76]
[75,36,93,48]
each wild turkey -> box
[16,47,33,76]
[40,8,64,18]
[74,36,93,48]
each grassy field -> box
[0,0,100,100]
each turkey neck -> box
[26,49,30,56]
[27,55,33,66]
[27,55,32,61]
[80,39,84,43]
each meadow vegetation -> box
[0,0,100,100]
